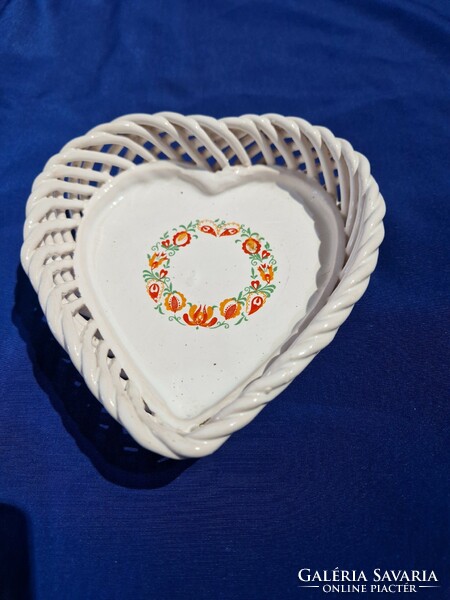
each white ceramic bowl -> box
[21,113,385,459]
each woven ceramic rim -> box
[21,112,385,459]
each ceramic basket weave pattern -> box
[21,113,385,459]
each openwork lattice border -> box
[21,112,385,459]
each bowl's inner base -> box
[75,163,345,425]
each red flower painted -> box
[242,237,261,255]
[173,231,192,247]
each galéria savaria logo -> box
[297,568,440,594]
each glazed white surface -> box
[76,163,344,423]
[21,112,385,458]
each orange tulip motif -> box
[183,305,218,328]
[258,263,274,284]
[148,252,167,269]
[143,218,277,329]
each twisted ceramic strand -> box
[21,112,385,459]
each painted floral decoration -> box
[143,219,277,329]
[183,305,218,328]
[242,237,261,255]
[164,291,187,313]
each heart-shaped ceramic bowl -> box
[21,112,385,459]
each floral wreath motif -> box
[142,219,278,329]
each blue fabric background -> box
[0,1,449,598]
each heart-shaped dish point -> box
[21,113,385,458]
